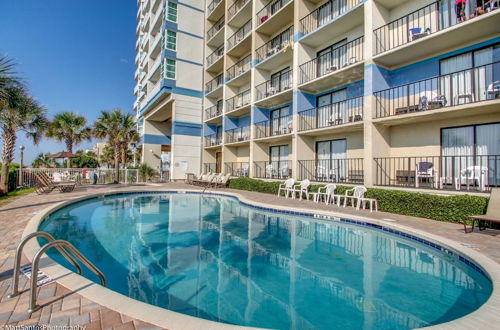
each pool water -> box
[39,193,492,330]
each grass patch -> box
[0,187,37,205]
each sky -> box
[0,0,137,164]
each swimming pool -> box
[38,192,492,329]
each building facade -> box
[202,0,500,193]
[134,0,204,180]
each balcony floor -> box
[255,0,294,36]
[254,89,293,108]
[226,33,252,57]
[226,69,251,87]
[225,104,251,117]
[298,61,365,94]
[228,0,252,28]
[206,55,224,74]
[298,120,364,136]
[255,47,293,72]
[253,132,293,144]
[204,114,223,125]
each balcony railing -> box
[300,0,361,35]
[297,159,364,183]
[374,61,500,119]
[226,89,251,112]
[225,162,250,177]
[374,155,500,192]
[207,17,225,40]
[299,36,364,84]
[256,0,292,27]
[204,163,217,173]
[205,105,223,120]
[226,54,251,80]
[206,74,224,93]
[255,26,293,62]
[227,19,252,50]
[373,1,499,55]
[207,0,223,15]
[298,96,363,131]
[255,70,293,101]
[228,0,250,21]
[207,45,224,67]
[254,160,292,179]
[225,126,250,143]
[204,134,222,147]
[254,114,293,139]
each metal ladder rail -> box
[28,240,106,312]
[8,231,83,298]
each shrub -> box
[228,177,489,224]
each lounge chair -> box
[212,173,230,188]
[342,186,367,208]
[277,178,295,198]
[192,172,212,186]
[185,173,196,184]
[464,188,500,233]
[34,172,76,194]
[291,179,311,200]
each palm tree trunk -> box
[121,146,127,169]
[66,139,73,168]
[0,125,16,195]
[114,148,120,183]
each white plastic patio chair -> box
[418,91,446,110]
[278,178,295,198]
[415,162,436,188]
[342,186,367,208]
[291,179,311,200]
[459,166,489,191]
[310,183,340,205]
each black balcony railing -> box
[204,163,217,173]
[299,36,364,84]
[300,0,361,35]
[204,134,222,147]
[374,61,500,118]
[373,1,499,55]
[228,0,250,20]
[225,162,250,177]
[254,114,293,138]
[207,17,225,40]
[254,160,292,179]
[226,54,251,80]
[374,155,500,192]
[255,26,293,62]
[256,0,292,27]
[206,45,224,67]
[298,97,363,131]
[226,89,251,112]
[227,19,252,50]
[207,0,223,15]
[225,126,250,143]
[206,74,224,93]
[255,70,293,101]
[205,104,223,120]
[298,159,364,183]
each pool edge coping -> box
[22,188,500,330]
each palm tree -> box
[0,55,18,97]
[94,109,123,183]
[46,111,92,167]
[100,145,116,168]
[32,152,56,168]
[0,84,48,194]
[118,114,139,169]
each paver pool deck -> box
[0,183,498,329]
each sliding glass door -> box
[316,139,347,181]
[270,106,290,135]
[270,145,290,178]
[317,39,347,77]
[316,89,347,128]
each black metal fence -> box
[227,19,252,50]
[225,126,250,143]
[374,61,500,118]
[254,160,292,179]
[255,26,294,62]
[297,159,364,183]
[225,162,250,177]
[207,17,225,40]
[206,73,224,93]
[374,155,500,191]
[300,0,361,35]
[373,0,499,55]
[205,104,222,120]
[256,0,292,27]
[254,114,293,138]
[299,36,363,84]
[228,0,250,20]
[298,96,363,131]
[226,54,251,80]
[255,69,293,101]
[204,163,217,173]
[206,45,224,67]
[226,89,251,112]
[204,134,222,147]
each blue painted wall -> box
[172,121,201,136]
[224,115,251,131]
[252,103,292,124]
[143,134,171,145]
[203,123,222,136]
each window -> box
[166,1,178,22]
[165,30,177,51]
[163,58,176,79]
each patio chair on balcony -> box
[266,164,277,178]
[278,178,295,198]
[418,91,447,110]
[459,165,489,191]
[291,179,311,200]
[342,56,357,68]
[415,162,436,188]
[327,111,343,126]
[266,87,277,98]
[464,188,500,233]
[486,81,500,99]
[239,163,250,177]
[408,27,431,41]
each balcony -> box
[226,19,252,56]
[297,97,363,134]
[225,126,250,144]
[226,89,251,115]
[204,134,222,148]
[373,1,500,67]
[374,155,500,192]
[299,0,363,47]
[205,74,224,97]
[297,159,364,183]
[150,31,163,59]
[203,163,218,173]
[206,45,225,71]
[298,36,364,93]
[207,17,225,47]
[228,0,252,26]
[256,0,293,35]
[255,26,293,70]
[204,105,223,123]
[226,54,251,82]
[225,162,250,177]
[207,0,224,21]
[254,114,293,140]
[140,35,149,51]
[141,12,151,33]
[254,70,293,106]
[374,61,500,122]
[254,160,291,179]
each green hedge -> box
[228,177,489,223]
